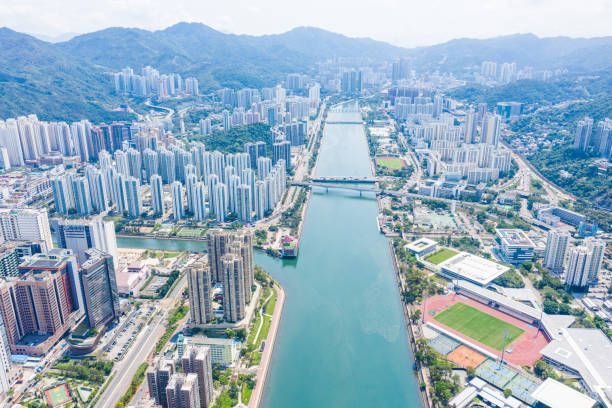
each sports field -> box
[425,248,458,264]
[45,383,72,406]
[375,156,406,170]
[434,302,524,351]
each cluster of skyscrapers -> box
[574,117,612,158]
[390,88,511,188]
[50,128,288,224]
[188,229,254,324]
[112,66,199,98]
[0,247,119,356]
[147,344,213,408]
[543,229,606,288]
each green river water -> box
[117,101,421,407]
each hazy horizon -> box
[2,0,611,47]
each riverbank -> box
[388,241,433,408]
[117,233,207,242]
[248,283,285,408]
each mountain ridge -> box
[2,23,612,122]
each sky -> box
[2,0,611,47]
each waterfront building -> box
[221,253,246,323]
[54,218,119,267]
[171,181,185,220]
[254,180,266,219]
[79,249,119,329]
[151,174,164,215]
[187,262,213,324]
[229,231,254,303]
[206,229,229,283]
[181,345,213,408]
[124,176,143,217]
[273,140,291,169]
[543,229,570,273]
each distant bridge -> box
[326,121,364,125]
[311,176,377,184]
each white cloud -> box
[1,0,611,47]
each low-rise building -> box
[404,238,438,256]
[177,335,239,367]
[496,228,535,265]
[540,328,612,407]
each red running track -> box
[422,293,549,366]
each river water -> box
[117,101,421,407]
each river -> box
[117,101,421,407]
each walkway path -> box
[253,290,274,345]
[248,283,285,408]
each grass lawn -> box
[376,157,406,170]
[425,248,459,265]
[242,382,254,404]
[434,302,524,351]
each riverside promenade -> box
[249,283,286,408]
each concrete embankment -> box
[248,283,286,408]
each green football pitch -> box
[425,248,458,265]
[434,302,524,351]
[375,157,406,170]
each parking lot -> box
[104,305,156,361]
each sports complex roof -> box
[439,251,509,286]
[531,378,596,408]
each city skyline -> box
[1,0,610,47]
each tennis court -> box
[447,345,487,368]
[45,383,72,407]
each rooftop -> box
[405,238,437,253]
[540,328,612,407]
[185,335,237,346]
[531,378,596,408]
[455,280,543,321]
[440,252,509,286]
[496,229,535,247]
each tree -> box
[410,310,422,323]
[543,300,559,314]
[466,366,476,379]
[503,389,512,398]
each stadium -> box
[422,288,549,366]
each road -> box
[97,270,188,407]
[96,308,167,408]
